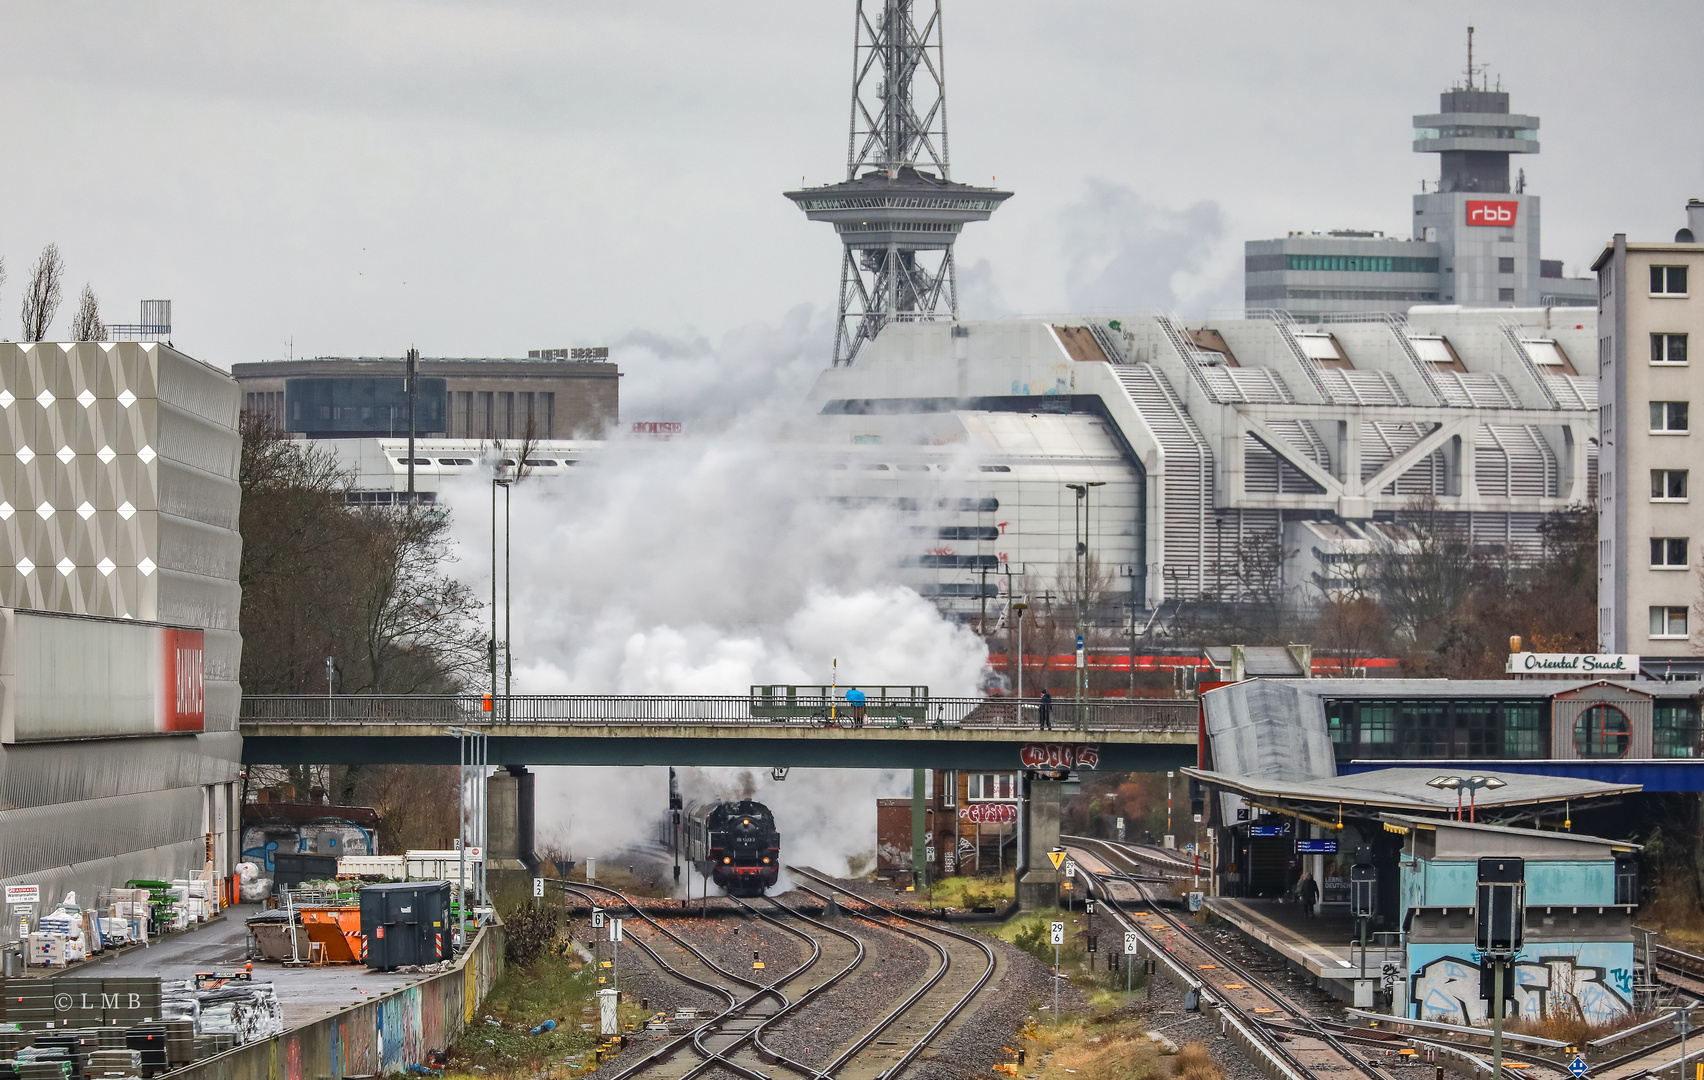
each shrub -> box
[503,903,561,966]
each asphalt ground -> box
[80,904,439,1027]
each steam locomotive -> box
[686,799,781,897]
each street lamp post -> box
[1011,601,1028,718]
[1065,482,1105,731]
[1427,775,1508,822]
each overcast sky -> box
[2,2,1699,371]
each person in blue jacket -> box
[845,687,867,728]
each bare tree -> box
[1368,496,1482,651]
[19,244,65,342]
[70,284,106,341]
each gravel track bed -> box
[905,934,1085,1080]
[759,906,933,1069]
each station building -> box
[0,342,245,905]
[1188,675,1646,1016]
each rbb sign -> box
[1466,200,1519,227]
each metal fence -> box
[239,694,1198,734]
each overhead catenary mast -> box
[785,0,1011,366]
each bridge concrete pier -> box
[1017,778,1063,910]
[486,766,538,873]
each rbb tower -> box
[786,1,1011,366]
[1412,27,1545,307]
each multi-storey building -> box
[1246,60,1595,319]
[231,353,619,441]
[1595,201,1704,675]
[0,341,245,901]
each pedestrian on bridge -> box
[1039,688,1052,730]
[846,686,866,728]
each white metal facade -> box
[0,342,243,907]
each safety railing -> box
[239,694,1198,734]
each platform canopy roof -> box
[1184,764,1639,823]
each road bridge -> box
[239,693,1198,771]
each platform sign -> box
[532,878,544,898]
[1124,931,1138,955]
[1297,840,1338,854]
[1050,921,1065,946]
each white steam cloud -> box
[437,308,987,880]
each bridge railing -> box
[238,695,1198,734]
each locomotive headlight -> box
[763,858,770,864]
[743,819,750,826]
[723,857,731,864]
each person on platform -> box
[1299,872,1319,919]
[845,686,866,728]
[1039,688,1053,730]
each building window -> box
[1652,537,1690,568]
[1655,701,1701,758]
[1651,265,1690,295]
[1498,287,1516,301]
[1651,605,1690,638]
[1653,334,1689,364]
[1653,469,1689,501]
[1651,401,1691,433]
[1574,704,1631,759]
[1499,257,1516,274]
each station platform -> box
[1204,897,1399,998]
[83,904,440,1027]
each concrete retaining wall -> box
[167,923,504,1080]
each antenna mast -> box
[786,1,1011,366]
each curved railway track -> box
[787,866,1000,1080]
[564,874,1000,1080]
[1069,837,1704,1080]
[1066,835,1402,1080]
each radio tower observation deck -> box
[785,1,1011,366]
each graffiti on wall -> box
[1411,952,1634,1027]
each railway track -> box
[787,866,1000,1080]
[563,880,858,1080]
[1068,837,1704,1080]
[1067,835,1417,1080]
[564,873,999,1080]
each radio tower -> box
[785,1,1011,366]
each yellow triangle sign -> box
[1048,850,1066,870]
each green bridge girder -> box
[239,725,1197,772]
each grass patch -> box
[446,952,646,1080]
[1009,1015,1216,1080]
[927,872,1016,911]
